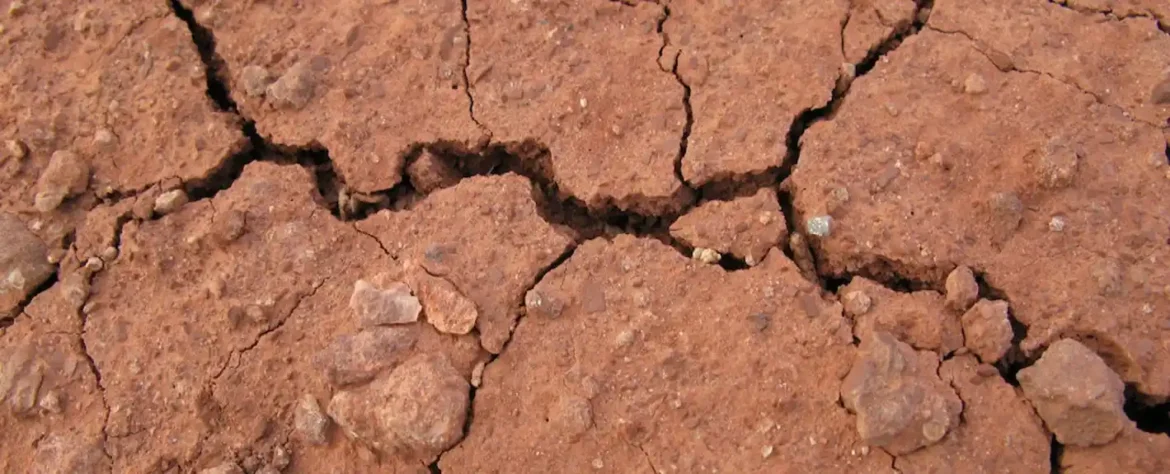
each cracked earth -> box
[2,0,1170,473]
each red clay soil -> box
[2,1,1170,473]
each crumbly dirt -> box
[3,0,1170,473]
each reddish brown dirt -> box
[2,1,1170,473]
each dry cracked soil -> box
[2,0,1170,473]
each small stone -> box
[34,151,90,212]
[806,215,832,237]
[1038,144,1078,188]
[93,129,116,150]
[614,329,635,347]
[199,462,244,474]
[1017,339,1126,447]
[470,360,485,387]
[525,289,564,319]
[7,1,24,17]
[591,458,604,469]
[267,58,327,109]
[963,73,987,94]
[1092,259,1123,296]
[350,279,421,327]
[840,331,962,455]
[944,265,979,312]
[153,189,189,215]
[313,326,418,386]
[327,353,468,459]
[271,446,290,470]
[986,192,1023,240]
[295,393,329,445]
[84,257,103,273]
[213,209,247,245]
[240,65,273,97]
[691,247,720,264]
[960,299,1013,363]
[550,395,593,442]
[407,149,462,194]
[414,273,478,335]
[37,390,62,414]
[842,290,872,316]
[1049,216,1066,232]
[761,445,774,458]
[5,140,27,159]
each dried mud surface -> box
[2,1,1169,473]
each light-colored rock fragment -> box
[841,331,962,455]
[842,289,872,316]
[328,353,469,460]
[200,462,244,474]
[239,65,273,97]
[295,393,330,445]
[413,273,478,335]
[960,299,1013,363]
[153,189,189,215]
[691,247,721,265]
[1,214,54,318]
[34,150,90,212]
[525,288,563,319]
[944,265,979,311]
[407,150,462,194]
[350,279,421,327]
[806,215,832,237]
[267,58,327,109]
[1017,339,1126,447]
[549,395,593,442]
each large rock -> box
[841,331,963,455]
[328,353,469,462]
[0,214,53,319]
[960,299,1013,363]
[1017,339,1126,446]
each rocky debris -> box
[944,265,979,312]
[295,394,330,445]
[187,0,480,193]
[1035,140,1079,189]
[524,289,564,320]
[805,215,833,237]
[200,462,244,474]
[153,189,189,215]
[350,279,421,328]
[33,151,89,213]
[960,299,1013,363]
[843,0,918,64]
[669,188,786,265]
[895,355,1050,473]
[1062,424,1170,473]
[841,331,962,455]
[788,30,1170,397]
[407,150,462,194]
[328,353,469,461]
[468,1,690,214]
[27,432,109,474]
[314,326,418,387]
[664,1,853,186]
[356,175,575,353]
[410,272,478,335]
[441,237,886,473]
[1017,339,1126,446]
[239,65,273,97]
[930,0,1170,126]
[840,278,964,354]
[691,247,722,265]
[0,214,54,319]
[267,58,326,110]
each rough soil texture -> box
[3,0,1170,473]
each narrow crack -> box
[634,443,660,473]
[459,0,487,134]
[1049,435,1065,473]
[1047,0,1160,21]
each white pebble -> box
[1048,216,1065,232]
[806,215,832,237]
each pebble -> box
[550,395,593,442]
[1091,259,1123,296]
[614,329,635,347]
[153,189,189,215]
[960,299,1013,363]
[84,256,103,273]
[294,393,329,445]
[761,445,774,458]
[213,209,247,245]
[267,57,327,109]
[691,247,720,264]
[414,273,478,335]
[806,215,832,237]
[350,279,421,327]
[841,290,872,316]
[34,150,90,212]
[406,149,461,194]
[1038,144,1078,188]
[327,353,469,458]
[471,360,485,387]
[313,326,418,387]
[1017,339,1126,447]
[240,65,273,97]
[93,129,116,150]
[944,265,979,312]
[5,140,26,159]
[963,73,987,94]
[525,289,564,319]
[37,390,61,414]
[1048,216,1066,232]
